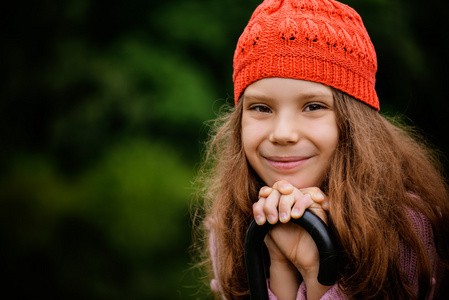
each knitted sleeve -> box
[400,209,440,298]
[209,228,227,299]
[267,280,347,300]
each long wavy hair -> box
[194,89,449,299]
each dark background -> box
[2,0,448,299]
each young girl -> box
[195,0,449,299]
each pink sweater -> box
[210,210,444,299]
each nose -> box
[268,113,300,145]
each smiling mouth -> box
[264,156,310,170]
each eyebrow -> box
[299,92,333,100]
[244,91,333,102]
[243,93,273,102]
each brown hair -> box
[194,90,449,299]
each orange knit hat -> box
[233,0,379,110]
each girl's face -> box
[241,78,338,189]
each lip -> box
[264,156,310,170]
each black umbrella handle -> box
[244,210,338,300]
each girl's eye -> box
[250,105,272,113]
[304,103,325,112]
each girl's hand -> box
[252,181,329,275]
[254,180,329,226]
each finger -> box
[263,188,281,224]
[300,187,325,201]
[291,192,314,219]
[272,180,294,195]
[259,186,273,199]
[253,197,267,225]
[278,193,295,223]
[300,187,329,211]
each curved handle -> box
[244,210,338,300]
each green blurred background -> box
[2,0,448,299]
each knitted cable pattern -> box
[233,0,379,110]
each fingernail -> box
[267,215,276,224]
[292,208,300,218]
[280,213,288,222]
[255,215,264,225]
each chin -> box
[265,177,319,189]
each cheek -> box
[312,119,339,158]
[241,125,252,154]
[241,121,266,176]
[325,128,339,153]
[328,122,339,150]
[241,118,263,152]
